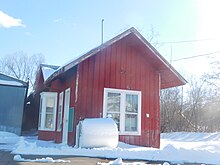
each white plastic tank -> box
[76,118,118,148]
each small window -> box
[125,94,138,132]
[107,93,121,130]
[38,98,43,128]
[57,92,63,131]
[103,88,141,135]
[38,92,57,131]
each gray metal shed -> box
[0,73,28,135]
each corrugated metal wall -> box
[0,85,27,135]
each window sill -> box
[119,132,141,136]
[38,128,55,131]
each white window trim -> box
[38,92,57,131]
[103,88,141,136]
[57,92,64,132]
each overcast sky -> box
[1,0,220,76]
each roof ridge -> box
[45,27,186,87]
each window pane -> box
[45,97,55,129]
[125,114,137,132]
[57,112,62,130]
[46,107,54,113]
[107,113,120,131]
[39,98,43,128]
[45,114,53,129]
[46,97,55,108]
[39,98,43,113]
[57,93,63,130]
[126,94,138,113]
[38,114,41,128]
[107,93,120,112]
[57,105,62,130]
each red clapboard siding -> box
[39,36,161,148]
[35,69,45,93]
[36,28,186,148]
[38,68,77,145]
[75,39,160,147]
[120,40,126,89]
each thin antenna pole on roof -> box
[101,19,104,45]
[170,44,173,63]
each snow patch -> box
[97,158,170,165]
[13,154,70,163]
[0,79,23,86]
[41,66,56,81]
[0,131,18,138]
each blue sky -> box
[1,0,220,75]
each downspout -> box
[75,65,79,104]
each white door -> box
[62,88,70,144]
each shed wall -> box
[76,39,160,147]
[38,39,161,148]
[0,85,27,135]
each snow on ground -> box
[13,154,70,163]
[0,131,20,151]
[1,131,220,164]
[97,158,149,165]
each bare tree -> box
[160,87,183,132]
[0,51,45,89]
[161,72,220,133]
[184,77,209,131]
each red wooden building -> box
[34,27,186,148]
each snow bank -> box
[12,138,220,164]
[2,131,220,164]
[97,158,170,165]
[0,131,18,138]
[13,155,70,163]
[77,118,118,148]
[161,131,220,142]
[0,131,20,151]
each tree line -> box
[161,59,220,133]
[0,51,45,89]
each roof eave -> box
[131,28,187,87]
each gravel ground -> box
[1,151,157,165]
[0,150,205,165]
[0,151,112,165]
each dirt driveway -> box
[0,150,156,165]
[0,150,112,165]
[2,150,208,165]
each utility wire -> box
[173,51,220,61]
[155,37,220,44]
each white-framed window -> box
[103,88,141,135]
[38,97,43,128]
[38,92,57,131]
[57,92,63,131]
